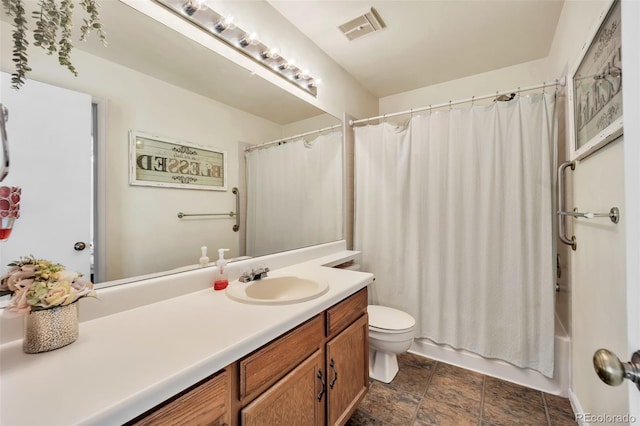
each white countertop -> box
[0,252,373,425]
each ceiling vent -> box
[339,8,386,41]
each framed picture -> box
[129,130,227,191]
[568,0,622,161]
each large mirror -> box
[0,0,343,289]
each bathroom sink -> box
[226,275,329,305]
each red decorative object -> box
[0,186,21,241]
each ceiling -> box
[2,0,565,121]
[268,0,565,98]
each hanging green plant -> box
[2,0,107,89]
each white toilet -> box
[367,305,416,383]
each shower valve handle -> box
[593,348,640,391]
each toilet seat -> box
[368,305,416,333]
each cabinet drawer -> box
[130,369,229,426]
[239,314,323,400]
[326,288,367,338]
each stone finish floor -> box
[347,353,576,426]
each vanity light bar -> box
[154,0,318,96]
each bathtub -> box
[409,315,570,396]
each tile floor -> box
[347,353,577,426]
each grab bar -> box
[177,187,240,232]
[558,207,620,224]
[232,187,240,232]
[557,161,576,250]
[177,212,235,218]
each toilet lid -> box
[368,305,416,331]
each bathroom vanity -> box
[0,244,372,425]
[130,288,368,425]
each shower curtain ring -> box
[543,82,546,93]
[448,100,452,111]
[471,96,475,106]
[517,87,521,96]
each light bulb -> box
[239,32,257,48]
[182,0,207,16]
[261,47,279,60]
[214,15,234,33]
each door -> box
[241,350,325,426]
[326,315,369,426]
[622,0,640,417]
[573,1,640,419]
[0,73,92,278]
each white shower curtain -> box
[246,131,343,257]
[354,94,556,377]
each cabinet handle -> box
[317,369,326,401]
[329,358,338,389]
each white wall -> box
[379,57,549,115]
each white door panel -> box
[622,0,640,417]
[0,73,92,278]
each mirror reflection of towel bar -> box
[557,207,620,224]
[177,212,235,219]
[177,187,240,232]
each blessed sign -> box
[570,0,623,159]
[129,131,227,191]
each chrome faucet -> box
[239,266,270,283]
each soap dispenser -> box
[199,246,210,267]
[214,248,230,290]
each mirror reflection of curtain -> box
[245,131,343,257]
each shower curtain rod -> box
[349,77,566,126]
[245,123,342,153]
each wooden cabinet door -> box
[241,350,325,426]
[326,314,369,426]
[131,370,229,426]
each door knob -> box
[593,348,640,390]
[74,242,86,251]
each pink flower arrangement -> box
[1,256,96,315]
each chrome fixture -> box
[177,187,240,232]
[238,32,256,48]
[239,266,270,283]
[261,47,278,60]
[558,207,620,224]
[593,348,640,391]
[177,211,235,219]
[214,16,233,33]
[557,161,576,250]
[155,0,319,96]
[349,79,566,126]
